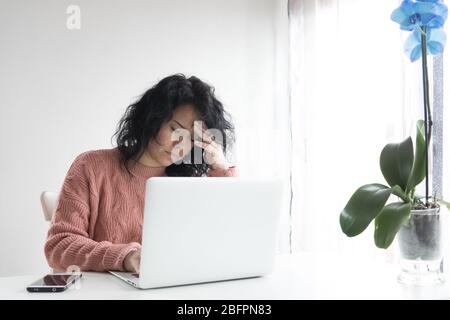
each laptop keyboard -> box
[131,273,140,278]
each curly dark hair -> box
[112,74,235,177]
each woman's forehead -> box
[171,104,202,128]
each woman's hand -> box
[123,249,141,273]
[193,121,231,170]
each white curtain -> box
[289,0,427,259]
[231,0,292,253]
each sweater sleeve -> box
[207,166,239,177]
[44,152,141,272]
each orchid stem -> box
[420,26,432,207]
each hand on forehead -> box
[171,104,207,136]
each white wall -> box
[0,0,288,276]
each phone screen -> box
[27,273,82,292]
[30,274,75,287]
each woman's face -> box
[146,104,201,167]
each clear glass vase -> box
[397,206,447,285]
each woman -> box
[45,74,238,273]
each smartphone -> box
[26,273,82,292]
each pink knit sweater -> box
[44,148,238,272]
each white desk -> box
[1,253,450,299]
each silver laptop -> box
[110,177,284,289]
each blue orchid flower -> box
[418,0,448,28]
[391,0,448,31]
[404,27,447,62]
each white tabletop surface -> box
[1,253,450,299]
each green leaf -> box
[406,120,426,192]
[340,184,392,237]
[380,136,413,191]
[391,185,409,202]
[374,202,411,249]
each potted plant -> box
[339,0,450,285]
